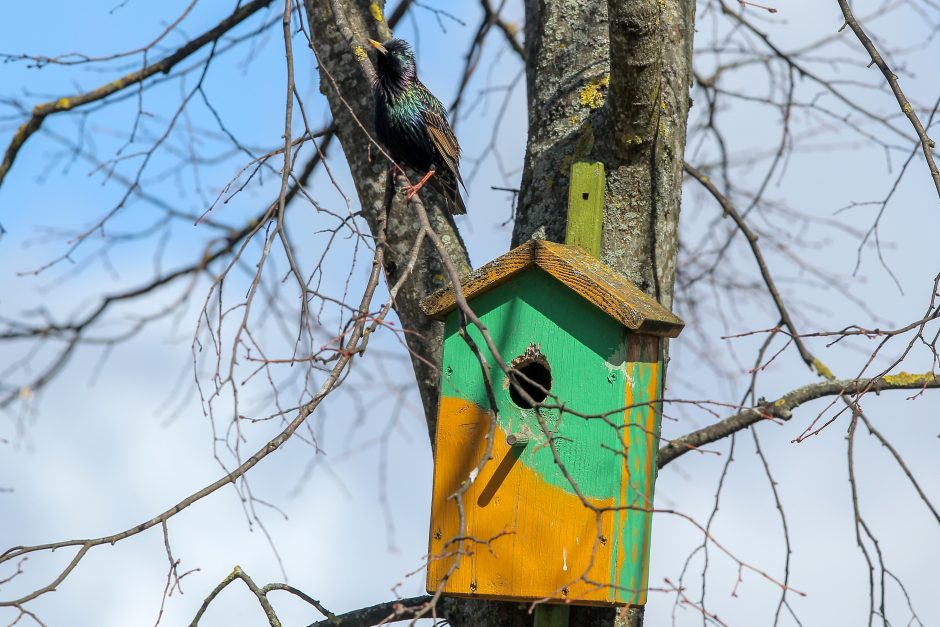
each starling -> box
[369,38,467,215]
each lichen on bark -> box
[515,0,695,313]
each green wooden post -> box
[534,162,605,627]
[534,605,571,627]
[564,161,605,257]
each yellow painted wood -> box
[427,396,621,604]
[425,176,675,606]
[420,240,684,337]
[617,335,661,604]
[565,162,605,257]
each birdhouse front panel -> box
[425,267,664,605]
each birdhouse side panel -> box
[427,269,663,604]
[616,333,662,605]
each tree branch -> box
[0,177,400,608]
[835,0,940,201]
[481,0,524,59]
[658,372,939,467]
[189,566,343,626]
[305,595,433,627]
[305,0,471,439]
[683,161,821,373]
[0,0,276,188]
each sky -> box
[0,1,938,626]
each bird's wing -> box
[417,84,464,188]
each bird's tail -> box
[449,190,467,215]
[432,172,467,215]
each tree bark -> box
[303,0,471,444]
[515,0,695,311]
[305,0,695,624]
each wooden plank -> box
[565,161,605,258]
[617,343,662,604]
[420,240,684,337]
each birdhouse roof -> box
[421,239,684,337]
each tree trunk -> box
[305,0,695,624]
[515,0,694,311]
[515,1,695,625]
[303,0,471,444]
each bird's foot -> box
[402,169,436,202]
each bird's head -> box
[369,38,416,90]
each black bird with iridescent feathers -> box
[369,38,466,215]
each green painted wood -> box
[565,161,605,257]
[436,159,666,604]
[442,268,627,500]
[441,270,664,603]
[534,605,570,627]
[615,352,660,599]
[562,159,662,604]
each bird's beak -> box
[367,39,387,55]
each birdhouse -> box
[421,239,683,606]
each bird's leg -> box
[402,168,436,202]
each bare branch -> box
[659,372,939,467]
[305,595,433,627]
[835,0,940,200]
[0,0,276,188]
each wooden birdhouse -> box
[421,238,684,606]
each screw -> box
[469,581,478,593]
[506,433,530,446]
[607,371,618,383]
[600,535,608,545]
[445,366,453,378]
[434,530,442,540]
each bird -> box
[368,38,467,215]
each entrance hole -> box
[508,351,552,409]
